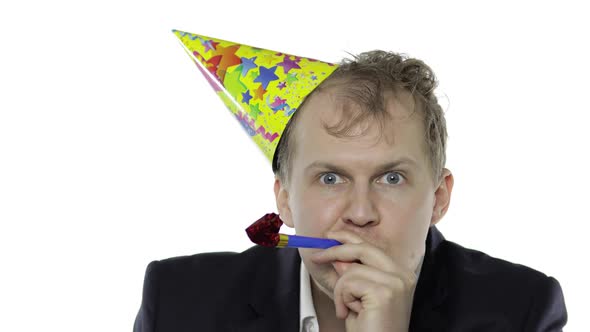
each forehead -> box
[292,87,427,162]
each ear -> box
[274,177,295,228]
[430,168,454,226]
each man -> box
[134,32,567,331]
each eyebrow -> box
[304,158,418,176]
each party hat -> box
[172,29,338,162]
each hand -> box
[310,231,417,332]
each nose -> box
[342,184,379,227]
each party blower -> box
[246,213,341,249]
[172,31,340,249]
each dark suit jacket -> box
[133,226,567,331]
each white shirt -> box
[300,261,320,332]
[299,256,424,332]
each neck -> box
[310,278,345,332]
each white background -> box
[0,0,588,331]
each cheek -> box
[381,190,434,250]
[389,198,427,227]
[372,189,433,242]
[292,188,344,236]
[385,187,433,224]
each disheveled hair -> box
[272,50,448,186]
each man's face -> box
[274,87,451,298]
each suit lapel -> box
[228,247,301,332]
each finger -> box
[332,260,357,276]
[334,276,374,314]
[342,290,364,313]
[334,262,416,296]
[311,242,395,273]
[345,298,363,313]
[334,282,363,317]
[326,230,365,245]
[334,269,414,313]
[345,310,358,329]
[313,230,392,267]
[334,288,348,319]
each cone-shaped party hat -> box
[172,29,338,162]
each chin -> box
[309,264,338,298]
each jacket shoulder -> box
[439,240,551,286]
[134,246,284,332]
[435,239,567,329]
[151,245,276,295]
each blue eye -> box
[320,172,343,185]
[379,172,404,185]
